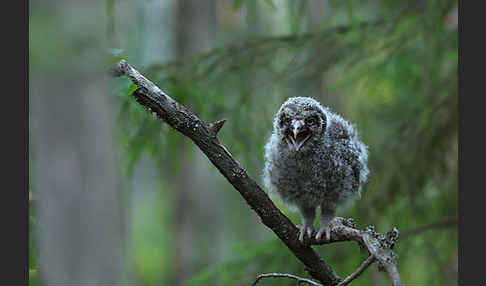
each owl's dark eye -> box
[305,116,318,125]
[279,115,291,126]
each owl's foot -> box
[315,225,331,241]
[296,224,315,243]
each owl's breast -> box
[267,147,332,206]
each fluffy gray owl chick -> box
[263,97,369,242]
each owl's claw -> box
[297,224,315,243]
[315,225,331,241]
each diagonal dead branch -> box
[252,273,323,286]
[112,60,341,285]
[111,60,404,286]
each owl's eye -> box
[279,115,291,126]
[305,116,318,125]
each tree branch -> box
[112,60,341,285]
[111,60,404,286]
[252,273,323,286]
[337,255,376,286]
[307,218,403,286]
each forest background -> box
[29,0,458,285]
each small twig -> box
[252,273,323,286]
[337,256,376,286]
[208,119,226,136]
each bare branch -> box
[337,256,376,286]
[252,273,323,286]
[306,218,403,286]
[112,60,341,285]
[362,232,402,286]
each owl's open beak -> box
[288,129,311,151]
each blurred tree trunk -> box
[171,0,216,285]
[30,1,127,285]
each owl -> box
[263,97,369,242]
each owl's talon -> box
[298,229,305,242]
[307,227,314,238]
[316,226,331,241]
[298,225,315,243]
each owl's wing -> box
[326,115,356,141]
[327,116,369,194]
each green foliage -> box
[108,0,457,285]
[189,239,308,286]
[28,1,457,284]
[107,48,127,68]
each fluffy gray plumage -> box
[263,97,369,242]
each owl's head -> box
[273,97,328,152]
